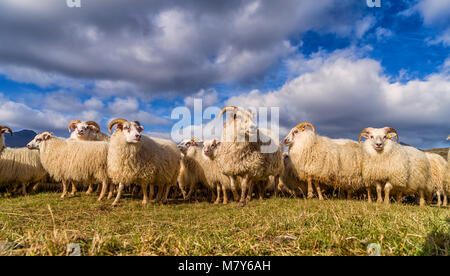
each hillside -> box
[424,148,449,160]
[4,130,37,148]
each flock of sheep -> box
[0,106,449,208]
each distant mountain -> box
[4,129,37,148]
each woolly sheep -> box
[68,120,111,195]
[283,122,340,200]
[215,106,284,206]
[0,125,47,195]
[359,127,430,206]
[27,132,110,201]
[202,138,235,204]
[177,138,208,201]
[425,152,446,206]
[442,136,450,206]
[280,152,308,197]
[333,139,364,199]
[107,119,180,206]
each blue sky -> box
[0,0,448,148]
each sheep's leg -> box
[246,180,254,202]
[222,184,228,204]
[314,182,324,201]
[419,190,426,206]
[107,183,114,200]
[70,182,77,197]
[396,192,403,203]
[142,185,148,205]
[185,183,195,200]
[97,181,108,201]
[162,186,170,204]
[436,191,441,206]
[61,181,68,198]
[307,177,314,199]
[95,183,101,194]
[346,190,352,200]
[86,184,93,195]
[384,183,392,204]
[239,176,250,206]
[367,187,372,203]
[258,182,264,200]
[149,184,155,201]
[32,183,40,193]
[214,184,221,204]
[155,186,164,202]
[131,185,139,198]
[443,194,448,207]
[21,183,28,196]
[229,176,240,201]
[376,183,383,203]
[111,183,124,207]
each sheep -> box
[177,138,208,201]
[68,120,111,195]
[443,136,450,206]
[333,139,364,200]
[215,106,284,206]
[201,138,235,204]
[27,132,110,201]
[425,152,447,206]
[68,120,110,142]
[358,127,430,206]
[107,119,180,206]
[283,122,340,200]
[0,125,47,195]
[279,152,308,197]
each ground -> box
[0,193,448,256]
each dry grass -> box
[0,193,448,256]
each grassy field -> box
[0,192,448,256]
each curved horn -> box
[133,121,141,126]
[358,128,370,143]
[447,135,450,141]
[108,118,128,133]
[85,121,101,131]
[384,127,399,142]
[68,120,81,133]
[295,122,315,133]
[218,106,238,120]
[0,125,13,136]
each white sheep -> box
[0,125,47,195]
[68,120,111,196]
[425,152,447,206]
[215,106,284,206]
[442,136,450,206]
[107,119,180,206]
[27,132,110,201]
[283,122,340,200]
[177,138,208,201]
[333,139,364,199]
[359,127,430,206]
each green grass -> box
[0,193,448,256]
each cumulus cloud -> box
[225,50,450,148]
[0,0,368,96]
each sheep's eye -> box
[294,130,298,134]
[37,139,42,142]
[370,136,373,139]
[383,136,387,139]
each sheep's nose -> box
[376,143,382,147]
[135,134,141,139]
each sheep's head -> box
[68,120,101,139]
[108,118,144,143]
[283,122,315,147]
[0,125,13,137]
[203,138,220,157]
[27,132,54,150]
[218,106,257,142]
[358,127,398,152]
[178,138,201,154]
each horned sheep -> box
[215,106,284,206]
[107,119,180,206]
[358,127,430,206]
[0,125,47,195]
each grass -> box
[0,193,448,256]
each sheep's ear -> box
[42,133,53,140]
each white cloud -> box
[225,50,450,148]
[184,89,219,108]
